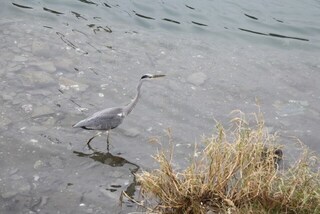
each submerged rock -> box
[49,156,65,169]
[32,40,51,57]
[13,55,28,62]
[55,58,74,71]
[20,70,56,86]
[273,100,306,117]
[7,63,23,72]
[32,106,55,118]
[2,180,31,199]
[1,191,17,199]
[120,128,140,137]
[187,72,207,86]
[31,61,56,73]
[0,116,12,127]
[59,76,89,92]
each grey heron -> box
[73,74,165,150]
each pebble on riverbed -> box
[0,116,12,127]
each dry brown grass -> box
[136,111,320,213]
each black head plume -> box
[141,74,165,79]
[141,74,154,79]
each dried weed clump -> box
[136,112,320,213]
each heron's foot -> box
[106,145,109,152]
[87,143,95,151]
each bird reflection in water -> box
[73,148,140,200]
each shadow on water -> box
[185,5,195,10]
[87,24,112,34]
[191,21,208,27]
[73,149,140,198]
[244,13,258,20]
[43,7,64,15]
[133,11,155,20]
[78,0,98,6]
[238,28,309,41]
[12,3,33,9]
[162,18,180,24]
[71,11,88,20]
[56,32,89,54]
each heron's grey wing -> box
[73,107,125,130]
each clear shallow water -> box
[1,0,320,213]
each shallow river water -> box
[1,0,320,213]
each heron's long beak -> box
[152,74,166,78]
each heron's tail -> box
[72,121,83,128]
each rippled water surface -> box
[1,0,320,213]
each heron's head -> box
[140,74,166,80]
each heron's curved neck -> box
[124,79,144,116]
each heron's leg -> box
[106,130,110,152]
[86,136,96,150]
[86,132,102,149]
